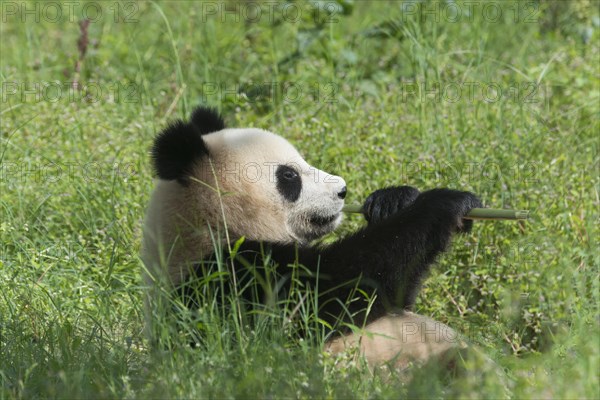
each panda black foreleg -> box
[313,187,482,325]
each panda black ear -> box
[190,106,225,134]
[151,120,209,184]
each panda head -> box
[150,107,347,245]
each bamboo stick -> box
[342,205,529,220]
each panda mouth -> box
[309,213,338,226]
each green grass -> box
[1,0,599,398]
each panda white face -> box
[275,161,346,243]
[201,128,347,244]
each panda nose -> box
[337,186,347,199]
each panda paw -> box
[413,189,483,233]
[363,186,420,224]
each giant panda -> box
[141,106,482,370]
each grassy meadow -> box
[1,0,599,398]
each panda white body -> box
[141,107,480,369]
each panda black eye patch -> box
[276,165,302,202]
